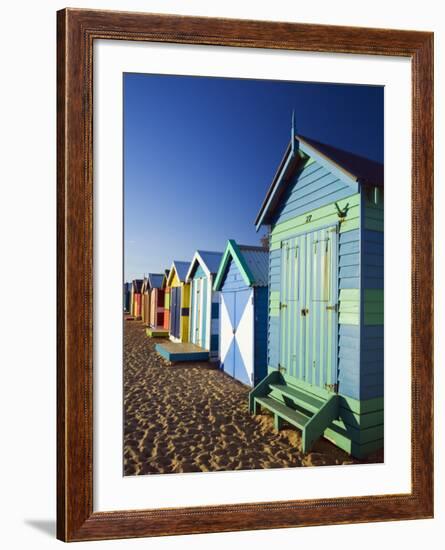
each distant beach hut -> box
[146,273,169,338]
[250,118,384,458]
[162,270,171,331]
[140,277,151,326]
[186,250,223,359]
[123,282,131,313]
[166,261,191,343]
[130,279,143,319]
[213,241,269,386]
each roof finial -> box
[291,109,296,155]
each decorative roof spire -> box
[291,109,297,155]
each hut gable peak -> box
[214,240,269,291]
[166,261,190,286]
[185,250,223,281]
[132,279,143,293]
[255,131,383,230]
[147,273,164,289]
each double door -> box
[220,288,254,386]
[279,225,338,391]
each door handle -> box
[301,308,309,316]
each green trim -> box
[270,290,280,317]
[340,289,360,301]
[365,218,384,231]
[324,428,383,458]
[270,194,360,251]
[267,366,383,414]
[339,312,359,325]
[364,289,384,301]
[213,239,255,290]
[339,288,360,324]
[340,394,383,415]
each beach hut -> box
[162,270,171,331]
[130,279,143,319]
[186,250,223,360]
[155,260,215,362]
[146,273,169,337]
[213,241,269,386]
[250,120,384,458]
[140,277,151,326]
[167,261,191,343]
[123,282,131,313]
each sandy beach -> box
[124,319,382,475]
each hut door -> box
[220,292,236,378]
[170,287,182,339]
[280,225,338,391]
[193,278,204,347]
[220,289,254,386]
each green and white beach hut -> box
[213,240,269,387]
[250,121,384,458]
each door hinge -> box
[326,303,338,312]
[279,302,287,310]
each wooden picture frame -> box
[57,8,434,542]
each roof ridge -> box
[297,133,383,167]
[238,244,267,251]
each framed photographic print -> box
[57,8,434,542]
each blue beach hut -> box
[185,250,223,360]
[250,120,384,458]
[213,241,269,387]
[123,282,131,313]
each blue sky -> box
[124,73,383,282]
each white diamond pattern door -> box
[233,288,254,386]
[220,292,235,378]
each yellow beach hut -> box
[166,261,191,343]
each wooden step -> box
[255,397,311,430]
[269,383,325,414]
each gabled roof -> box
[185,250,223,281]
[299,135,384,188]
[132,279,143,293]
[214,240,269,290]
[161,269,170,289]
[166,261,190,286]
[255,133,383,230]
[140,277,150,293]
[147,273,164,289]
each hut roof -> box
[132,279,143,293]
[214,240,269,290]
[185,250,223,281]
[161,269,170,288]
[255,133,383,230]
[140,277,150,293]
[167,261,190,286]
[147,273,164,289]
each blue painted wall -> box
[268,248,281,370]
[253,286,269,384]
[192,264,207,279]
[270,158,357,226]
[360,205,384,399]
[220,258,247,291]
